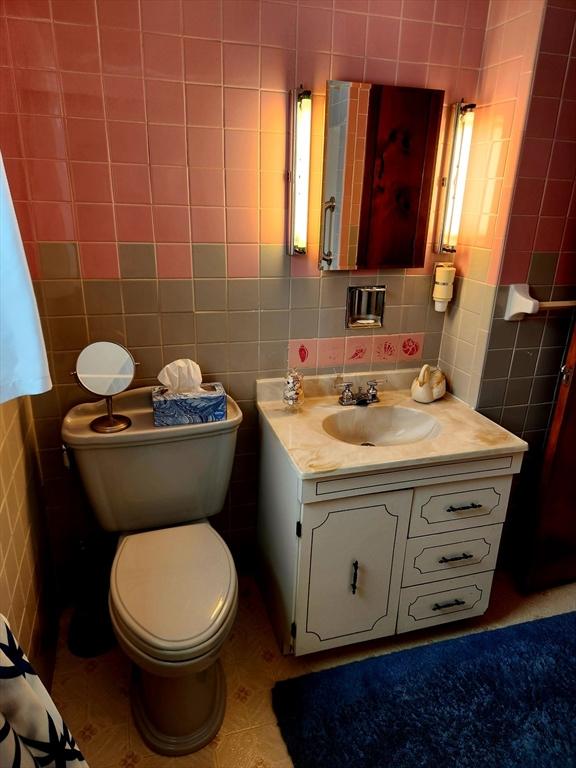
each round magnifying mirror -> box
[76,341,135,396]
[75,342,135,433]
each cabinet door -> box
[357,85,443,269]
[294,490,412,655]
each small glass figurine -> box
[283,368,304,409]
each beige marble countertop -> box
[256,374,528,479]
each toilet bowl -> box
[62,386,243,754]
[108,523,237,755]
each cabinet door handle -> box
[432,598,466,611]
[438,552,474,564]
[446,502,482,513]
[350,559,359,595]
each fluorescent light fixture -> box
[289,87,312,255]
[437,101,476,254]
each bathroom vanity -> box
[256,373,527,656]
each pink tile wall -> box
[457,0,546,284]
[1,0,493,283]
[500,0,576,286]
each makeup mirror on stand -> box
[74,341,136,433]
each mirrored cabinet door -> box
[320,81,443,271]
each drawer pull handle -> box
[432,598,466,611]
[446,502,482,513]
[438,552,474,564]
[351,560,359,595]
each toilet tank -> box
[62,387,243,532]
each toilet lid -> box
[110,523,236,659]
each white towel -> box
[0,150,52,404]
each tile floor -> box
[51,572,576,768]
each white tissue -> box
[158,359,203,393]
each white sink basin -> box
[322,405,440,447]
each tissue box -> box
[151,383,227,426]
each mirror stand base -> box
[90,395,132,433]
[90,414,131,433]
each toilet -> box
[62,386,243,755]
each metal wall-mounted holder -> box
[346,285,386,328]
[504,284,576,321]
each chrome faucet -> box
[338,380,379,406]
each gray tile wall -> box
[477,263,573,446]
[32,241,447,568]
[438,275,496,406]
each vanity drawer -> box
[409,476,512,536]
[397,572,493,633]
[402,525,502,587]
[300,456,521,504]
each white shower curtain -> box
[0,615,88,768]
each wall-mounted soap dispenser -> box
[432,263,456,312]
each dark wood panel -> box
[358,85,443,269]
[527,320,576,590]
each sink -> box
[322,406,440,447]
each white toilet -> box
[62,386,243,755]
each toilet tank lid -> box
[110,524,236,654]
[61,386,242,447]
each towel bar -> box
[504,284,576,321]
[538,299,576,310]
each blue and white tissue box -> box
[152,383,227,426]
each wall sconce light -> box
[288,87,312,255]
[437,100,476,254]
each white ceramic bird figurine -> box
[411,364,446,403]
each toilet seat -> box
[110,523,237,663]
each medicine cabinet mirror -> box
[320,81,443,271]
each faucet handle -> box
[338,382,355,405]
[366,380,379,402]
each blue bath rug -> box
[272,612,576,768]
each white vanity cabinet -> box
[258,414,523,656]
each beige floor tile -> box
[216,724,292,768]
[78,723,130,767]
[220,685,276,735]
[57,693,89,735]
[225,641,311,694]
[51,573,576,768]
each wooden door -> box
[528,321,576,589]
